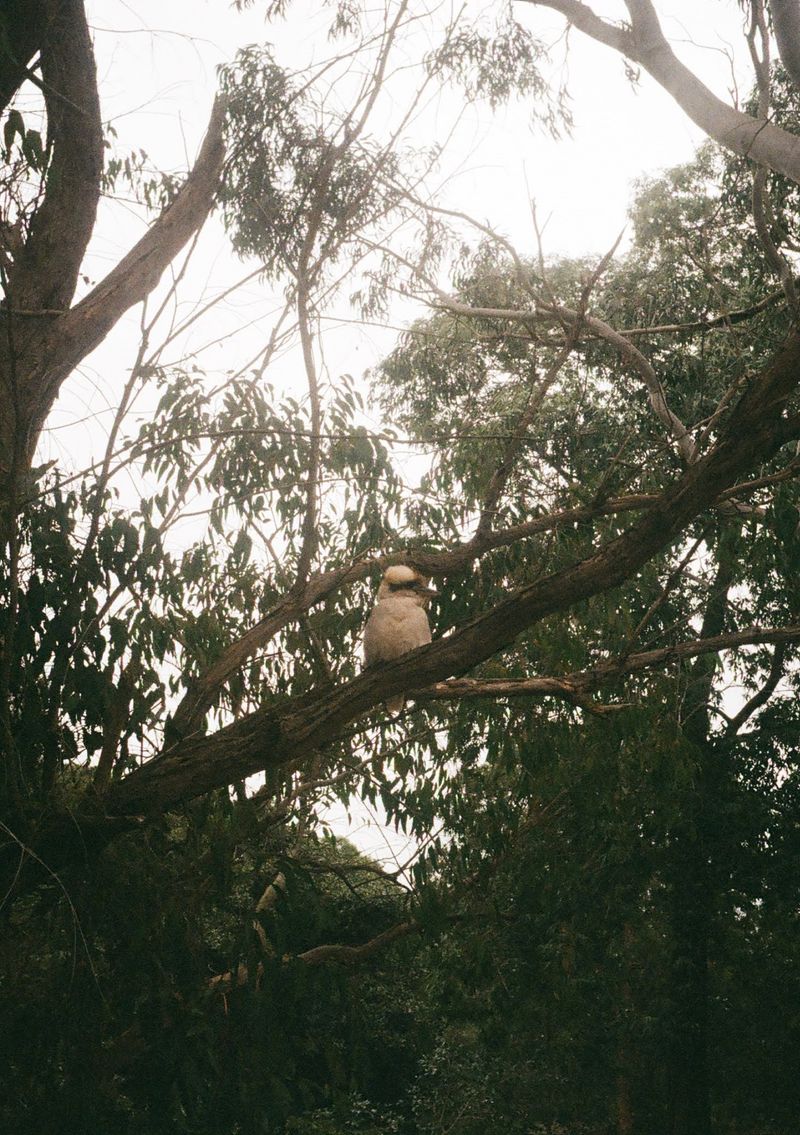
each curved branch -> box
[9,0,102,315]
[524,0,800,184]
[0,0,103,474]
[28,97,225,438]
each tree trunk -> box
[667,806,713,1135]
[666,554,733,1135]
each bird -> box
[363,564,438,714]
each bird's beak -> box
[421,586,439,598]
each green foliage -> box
[426,7,564,128]
[4,13,800,1135]
[0,802,422,1135]
[100,129,181,209]
[219,45,402,278]
[3,107,44,171]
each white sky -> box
[41,0,757,865]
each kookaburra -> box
[363,565,438,714]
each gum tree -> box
[3,2,800,1128]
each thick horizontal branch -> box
[105,330,800,816]
[171,452,798,738]
[168,491,660,737]
[421,624,800,702]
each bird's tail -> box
[386,694,405,715]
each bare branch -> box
[524,0,800,184]
[725,641,788,735]
[21,96,226,458]
[208,921,419,992]
[422,624,800,704]
[296,920,418,965]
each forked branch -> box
[522,0,800,184]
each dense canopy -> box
[2,2,800,1132]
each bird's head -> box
[377,564,439,606]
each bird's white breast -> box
[363,596,432,664]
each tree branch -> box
[0,0,103,474]
[168,446,800,743]
[7,323,800,888]
[6,0,102,316]
[420,625,800,704]
[524,0,800,184]
[725,640,788,735]
[104,329,800,816]
[9,95,226,468]
[770,0,800,92]
[296,920,418,966]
